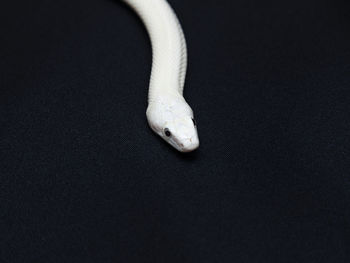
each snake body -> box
[122,0,199,152]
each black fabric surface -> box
[1,0,350,262]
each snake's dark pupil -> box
[165,129,171,137]
[192,118,196,126]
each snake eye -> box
[192,118,196,126]
[164,128,171,137]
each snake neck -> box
[147,88,183,107]
[122,0,187,102]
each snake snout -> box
[179,137,199,152]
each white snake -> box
[122,0,199,152]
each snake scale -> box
[122,0,199,152]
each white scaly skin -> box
[122,0,199,152]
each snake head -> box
[146,94,199,152]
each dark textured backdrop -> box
[1,0,350,262]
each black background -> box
[1,0,350,262]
